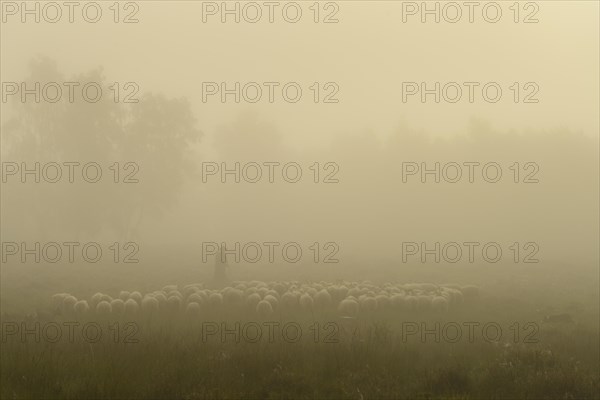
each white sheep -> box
[100,294,113,303]
[90,292,104,308]
[338,298,359,317]
[168,290,183,300]
[299,293,314,312]
[263,294,279,310]
[185,302,201,317]
[74,300,90,317]
[246,293,261,310]
[348,287,363,298]
[223,288,244,307]
[141,296,159,315]
[73,280,477,324]
[129,291,143,304]
[162,284,178,293]
[441,283,462,291]
[153,292,168,307]
[124,298,139,316]
[182,285,198,298]
[431,296,449,312]
[208,292,223,307]
[441,288,463,306]
[280,291,299,309]
[390,294,405,310]
[256,300,273,317]
[187,293,205,306]
[314,289,332,308]
[376,294,390,309]
[418,283,438,292]
[265,289,280,301]
[359,296,377,313]
[329,285,348,302]
[51,293,69,312]
[272,282,287,295]
[255,281,267,289]
[196,290,209,302]
[403,284,420,292]
[96,300,112,317]
[62,295,78,316]
[166,296,182,313]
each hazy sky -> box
[1,1,598,148]
[1,1,598,271]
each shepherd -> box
[214,244,230,287]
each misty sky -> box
[1,1,598,272]
[1,1,598,148]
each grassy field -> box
[1,258,598,399]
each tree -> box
[1,57,202,243]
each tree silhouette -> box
[1,57,202,243]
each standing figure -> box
[214,244,229,286]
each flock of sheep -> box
[51,281,480,320]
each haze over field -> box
[0,1,598,399]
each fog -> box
[0,2,599,398]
